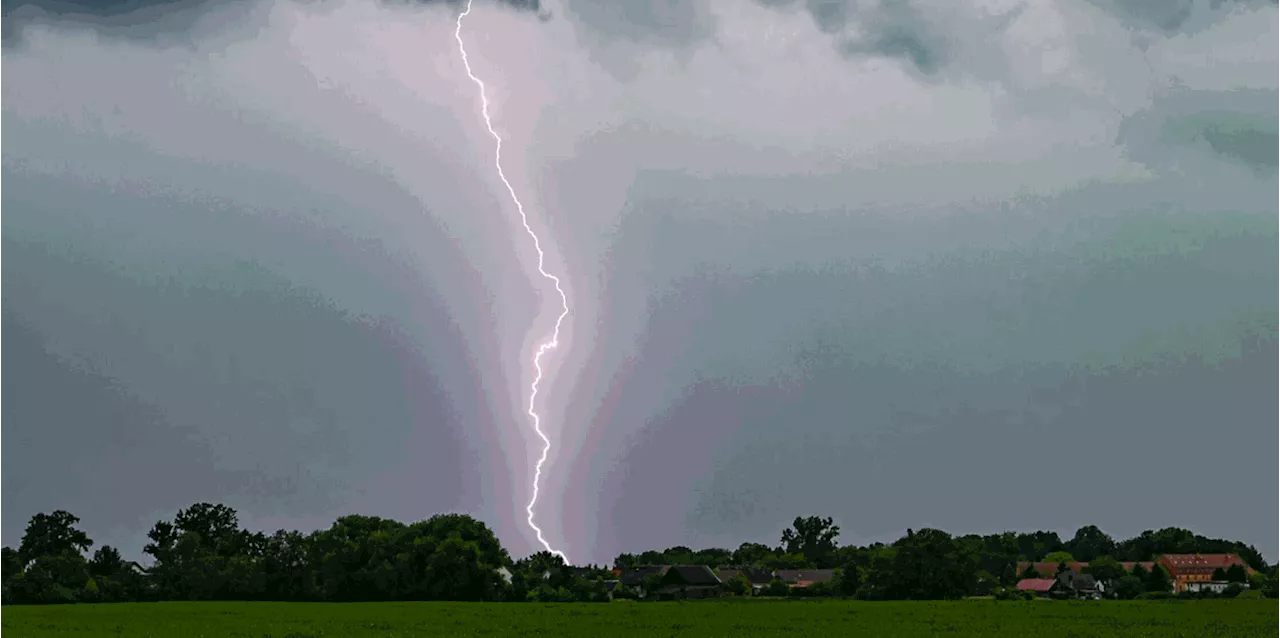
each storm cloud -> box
[3,0,1276,564]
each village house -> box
[1014,572,1098,600]
[713,567,775,594]
[1158,554,1252,594]
[652,565,723,600]
[1014,578,1057,597]
[775,569,837,589]
[618,565,670,598]
[1055,571,1100,599]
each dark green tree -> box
[88,546,124,579]
[19,511,93,560]
[1064,525,1116,562]
[731,542,772,566]
[721,572,751,596]
[1114,575,1144,599]
[1225,564,1247,583]
[1000,563,1017,586]
[834,563,861,596]
[1084,555,1126,584]
[780,516,841,567]
[1145,564,1172,593]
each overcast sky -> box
[3,0,1276,565]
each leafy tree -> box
[612,553,637,571]
[761,577,790,597]
[780,516,841,567]
[259,530,312,601]
[636,550,665,565]
[1043,551,1075,564]
[721,572,751,596]
[1084,555,1126,584]
[88,546,125,579]
[1130,562,1149,581]
[1248,571,1267,591]
[19,511,93,560]
[871,529,973,600]
[1212,567,1228,581]
[731,542,772,566]
[2,547,24,588]
[421,534,503,601]
[1064,526,1116,562]
[640,573,664,598]
[1114,574,1144,599]
[834,563,860,596]
[1145,564,1172,593]
[1263,572,1278,599]
[1225,564,1247,583]
[693,548,733,567]
[761,552,810,570]
[1015,531,1063,561]
[1055,561,1070,575]
[999,563,1017,586]
[1019,565,1040,579]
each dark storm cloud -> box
[1200,126,1279,169]
[1118,87,1279,173]
[1087,0,1276,35]
[0,0,541,43]
[564,0,715,46]
[780,0,949,75]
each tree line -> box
[3,506,1275,605]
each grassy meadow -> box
[3,599,1277,637]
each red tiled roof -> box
[1158,554,1250,574]
[1017,561,1085,575]
[775,569,836,584]
[1015,578,1056,592]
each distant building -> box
[1158,554,1252,593]
[1055,571,1100,599]
[775,569,837,589]
[652,565,723,600]
[1184,580,1232,594]
[618,565,670,598]
[1015,578,1057,597]
[714,567,775,594]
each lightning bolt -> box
[454,0,571,563]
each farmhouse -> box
[652,565,723,600]
[775,569,836,589]
[1014,578,1057,597]
[1158,554,1252,594]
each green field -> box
[3,599,1276,637]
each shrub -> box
[761,578,790,597]
[993,587,1032,601]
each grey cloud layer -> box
[2,0,1276,562]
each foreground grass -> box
[3,599,1276,637]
